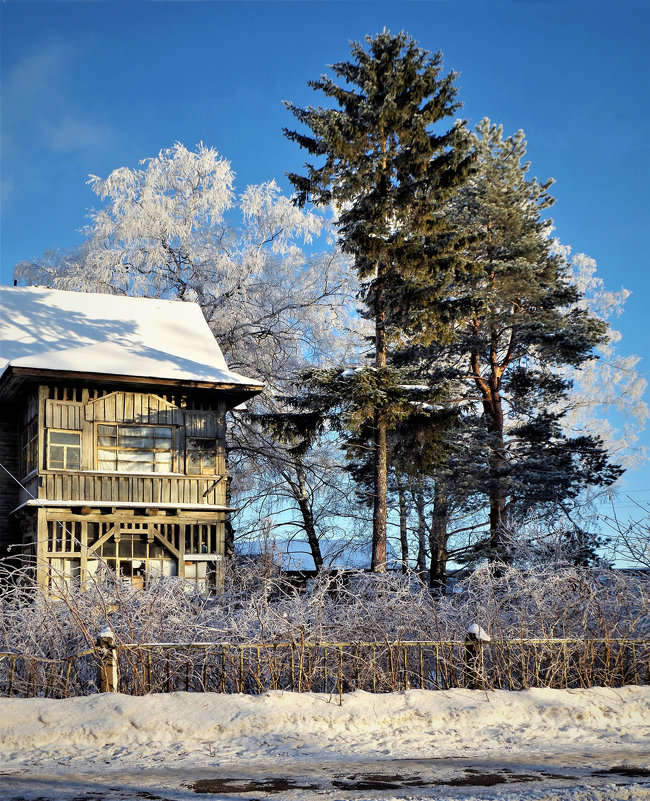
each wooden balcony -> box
[21,471,226,508]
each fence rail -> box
[1,639,648,698]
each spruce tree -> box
[284,31,473,570]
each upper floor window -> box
[21,417,38,476]
[186,437,218,475]
[97,424,173,473]
[48,430,81,471]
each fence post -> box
[464,623,491,690]
[96,627,118,693]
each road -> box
[1,752,649,800]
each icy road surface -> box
[0,687,648,800]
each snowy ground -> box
[0,687,648,800]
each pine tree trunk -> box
[429,479,449,595]
[483,390,507,555]
[371,409,388,571]
[397,478,409,573]
[415,487,427,575]
[471,315,509,558]
[371,266,388,573]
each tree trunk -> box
[429,479,449,595]
[295,463,324,572]
[224,475,235,559]
[470,316,509,558]
[483,390,507,554]
[371,409,388,572]
[415,487,427,575]
[371,266,388,572]
[397,478,409,573]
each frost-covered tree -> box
[284,31,474,571]
[558,247,648,472]
[15,143,360,385]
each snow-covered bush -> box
[1,558,647,659]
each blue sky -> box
[1,0,649,518]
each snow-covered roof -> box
[0,286,263,393]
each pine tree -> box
[446,120,622,552]
[284,31,473,570]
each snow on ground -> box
[0,687,649,800]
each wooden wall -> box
[0,400,20,552]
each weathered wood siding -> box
[34,473,226,506]
[0,401,20,550]
[85,391,184,425]
[16,388,229,508]
[45,400,83,430]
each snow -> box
[0,687,648,799]
[0,286,263,389]
[467,623,491,642]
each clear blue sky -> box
[1,0,649,517]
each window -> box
[21,417,39,476]
[186,437,218,475]
[47,430,81,470]
[96,424,173,473]
[86,522,178,587]
[184,559,221,593]
[48,557,81,591]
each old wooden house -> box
[0,286,263,592]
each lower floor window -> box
[184,559,220,593]
[48,557,81,590]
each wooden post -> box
[96,627,118,693]
[464,623,491,690]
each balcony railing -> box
[21,471,226,508]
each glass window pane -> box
[67,452,81,470]
[51,431,80,445]
[120,435,154,448]
[133,539,147,558]
[126,462,150,473]
[118,539,132,557]
[101,541,116,557]
[98,425,116,435]
[122,425,153,437]
[50,445,64,463]
[97,435,117,446]
[119,452,153,464]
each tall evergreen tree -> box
[444,120,621,552]
[284,31,473,570]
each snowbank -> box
[1,686,648,769]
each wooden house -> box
[0,286,263,592]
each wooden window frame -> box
[185,437,218,476]
[21,416,39,477]
[47,429,82,471]
[95,422,176,474]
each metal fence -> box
[1,639,648,698]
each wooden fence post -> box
[464,623,491,690]
[96,627,118,693]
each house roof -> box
[0,286,264,398]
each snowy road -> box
[1,688,648,800]
[2,753,650,801]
